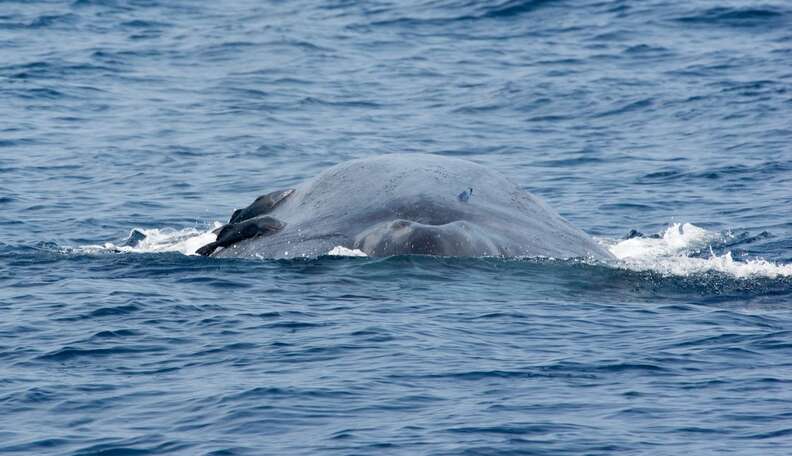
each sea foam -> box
[605,223,792,279]
[80,223,221,256]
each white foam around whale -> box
[326,246,368,257]
[79,222,790,278]
[79,223,222,256]
[603,223,792,279]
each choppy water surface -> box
[2,0,792,454]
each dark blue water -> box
[2,1,792,454]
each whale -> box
[197,154,615,261]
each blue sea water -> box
[2,0,792,454]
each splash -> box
[79,223,221,256]
[605,223,792,279]
[326,246,368,257]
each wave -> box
[365,0,555,27]
[674,6,788,28]
[73,222,791,280]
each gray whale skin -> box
[199,154,614,261]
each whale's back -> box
[212,154,614,260]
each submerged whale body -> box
[199,154,615,261]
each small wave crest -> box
[605,223,792,279]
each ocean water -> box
[2,0,792,454]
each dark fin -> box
[229,189,294,224]
[623,229,644,240]
[123,229,147,247]
[196,241,220,256]
[229,209,243,225]
[197,216,286,256]
[623,229,662,240]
